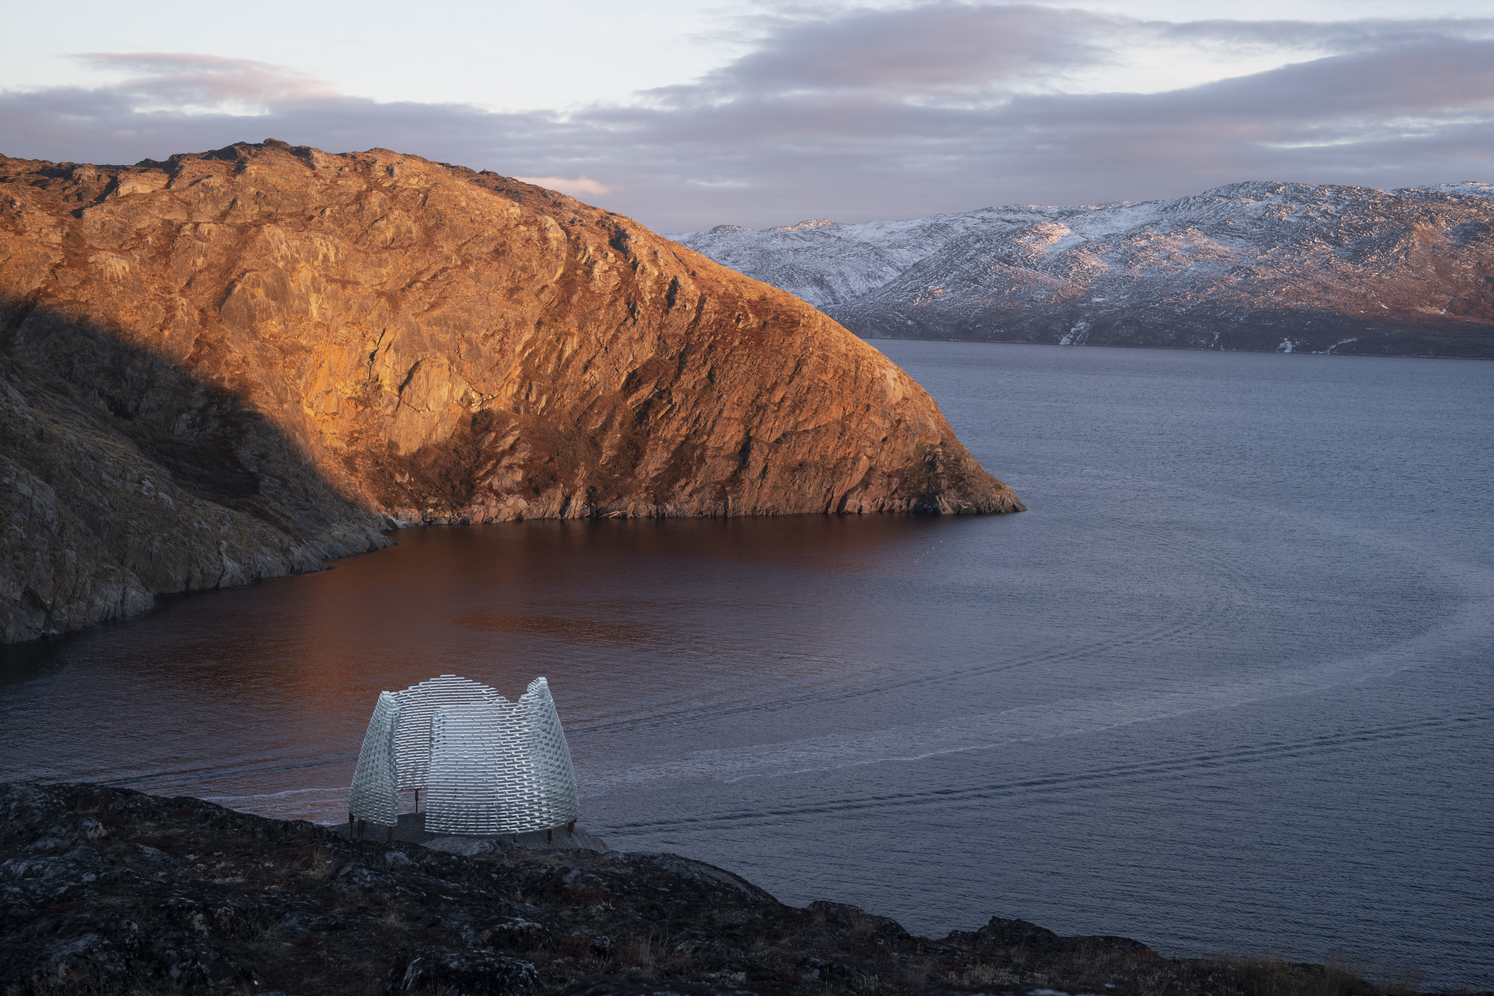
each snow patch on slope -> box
[671,181,1494,357]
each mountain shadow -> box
[0,297,392,643]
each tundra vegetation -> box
[0,783,1426,996]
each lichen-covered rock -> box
[483,918,554,953]
[387,947,540,996]
[558,981,759,996]
[0,140,1021,643]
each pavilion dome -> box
[348,675,579,835]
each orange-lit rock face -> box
[0,141,1020,641]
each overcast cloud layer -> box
[4,2,1493,231]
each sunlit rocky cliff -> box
[675,182,1494,357]
[0,141,1021,643]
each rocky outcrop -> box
[0,141,1021,643]
[674,182,1494,358]
[3,781,1395,996]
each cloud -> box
[2,9,1493,231]
[677,3,1113,98]
[513,175,617,197]
[1153,15,1494,54]
[70,53,337,113]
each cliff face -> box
[0,140,1021,643]
[673,181,1494,357]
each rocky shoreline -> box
[0,782,1445,996]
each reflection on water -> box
[0,514,986,803]
[2,343,1491,989]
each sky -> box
[3,0,1493,231]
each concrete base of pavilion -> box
[330,811,609,854]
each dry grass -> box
[1324,946,1426,996]
[951,961,1021,988]
[847,907,882,939]
[307,847,335,880]
[623,932,658,977]
[1189,942,1399,996]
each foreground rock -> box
[674,182,1494,357]
[1,783,1405,996]
[0,141,1021,643]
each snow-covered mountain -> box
[672,182,1494,357]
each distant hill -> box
[673,182,1494,358]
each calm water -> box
[3,343,1491,987]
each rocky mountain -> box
[0,141,1021,643]
[674,182,1494,357]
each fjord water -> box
[3,343,1491,987]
